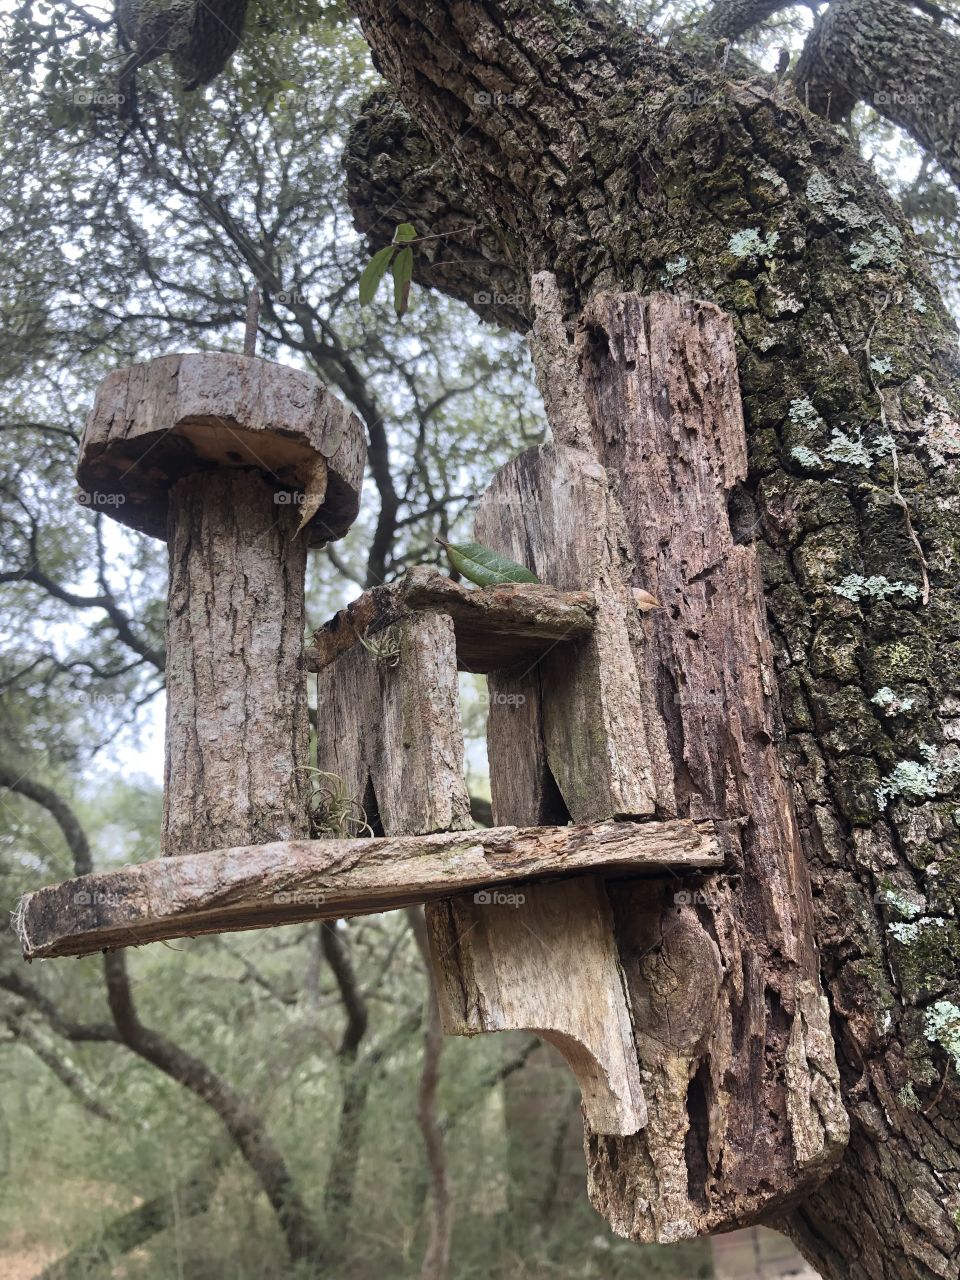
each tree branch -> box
[692,0,796,41]
[3,770,322,1267]
[6,1012,117,1122]
[0,567,164,670]
[321,921,369,1058]
[0,764,94,875]
[407,908,453,1280]
[795,0,960,184]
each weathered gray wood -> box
[314,553,657,1137]
[315,610,472,836]
[476,444,672,822]
[428,876,648,1136]
[571,292,847,1238]
[80,353,367,859]
[427,442,670,1137]
[307,565,596,675]
[474,661,561,827]
[79,352,365,544]
[14,818,723,960]
[163,469,310,855]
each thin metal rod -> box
[243,284,260,357]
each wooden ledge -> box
[306,565,596,674]
[15,818,722,961]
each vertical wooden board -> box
[572,293,847,1238]
[374,613,472,835]
[315,612,471,837]
[314,641,375,831]
[427,877,647,1136]
[476,444,671,821]
[485,663,561,827]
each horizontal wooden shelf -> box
[306,565,596,674]
[15,818,723,961]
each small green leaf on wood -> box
[392,246,414,317]
[359,245,395,306]
[436,537,540,587]
[394,222,417,243]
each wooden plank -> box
[572,292,848,1238]
[314,610,473,836]
[429,876,649,1136]
[14,819,723,961]
[306,565,596,675]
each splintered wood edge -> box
[15,818,723,961]
[306,565,597,674]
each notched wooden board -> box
[429,875,649,1136]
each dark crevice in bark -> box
[684,1062,712,1209]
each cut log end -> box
[79,353,366,545]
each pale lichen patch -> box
[833,575,920,603]
[872,687,916,716]
[823,429,873,466]
[727,228,779,259]
[924,1001,960,1071]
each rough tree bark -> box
[341,2,960,1277]
[689,0,960,185]
[794,0,960,186]
[164,470,310,854]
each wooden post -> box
[164,469,311,853]
[79,352,365,855]
[429,283,848,1238]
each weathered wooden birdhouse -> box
[16,285,848,1243]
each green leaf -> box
[358,245,395,306]
[392,246,413,317]
[437,538,540,587]
[394,223,417,243]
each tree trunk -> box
[343,2,960,1276]
[796,0,960,186]
[163,469,310,855]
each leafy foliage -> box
[437,539,540,587]
[359,223,417,315]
